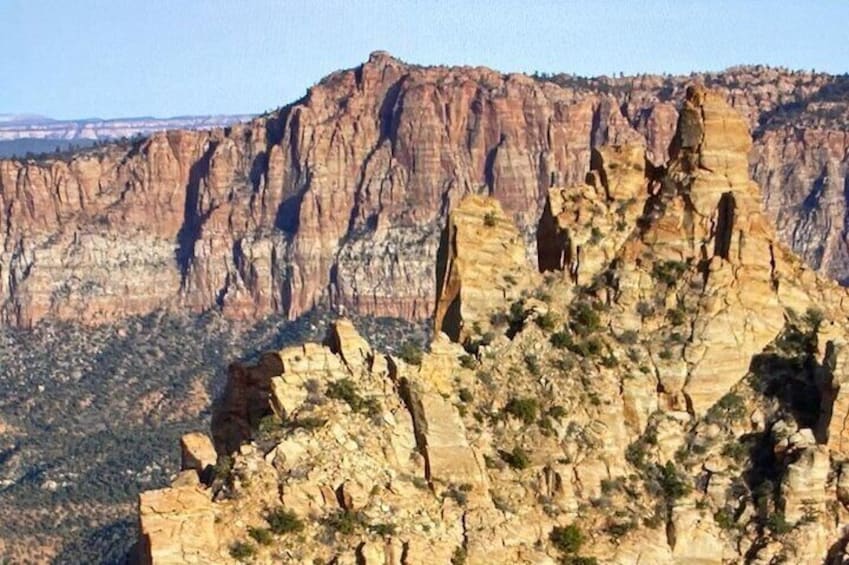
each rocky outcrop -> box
[179,433,216,480]
[211,352,282,455]
[3,58,849,328]
[818,334,849,458]
[538,143,647,283]
[138,484,218,564]
[136,87,849,564]
[433,195,534,343]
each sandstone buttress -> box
[138,89,849,564]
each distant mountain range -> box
[0,113,253,158]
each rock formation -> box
[433,195,535,343]
[136,89,849,564]
[2,57,849,328]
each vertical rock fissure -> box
[714,192,737,260]
[176,141,218,286]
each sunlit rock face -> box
[137,89,849,565]
[3,56,849,328]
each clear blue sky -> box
[2,0,848,119]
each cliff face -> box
[137,91,849,564]
[2,54,848,327]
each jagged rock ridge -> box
[137,89,849,564]
[2,55,849,327]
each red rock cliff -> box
[1,54,847,326]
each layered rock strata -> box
[3,57,849,328]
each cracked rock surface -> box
[138,89,849,564]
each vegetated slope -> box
[0,310,427,563]
[138,87,849,564]
[1,54,848,330]
[0,138,98,159]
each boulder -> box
[179,432,216,478]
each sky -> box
[2,0,848,120]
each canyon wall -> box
[1,53,847,327]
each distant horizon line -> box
[0,113,256,124]
[5,55,848,122]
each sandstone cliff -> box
[136,89,849,564]
[2,55,848,328]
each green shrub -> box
[458,388,474,403]
[708,392,746,422]
[476,370,494,387]
[589,226,603,245]
[618,330,639,345]
[444,483,471,506]
[669,331,687,344]
[766,512,792,534]
[569,336,604,358]
[412,476,429,490]
[213,454,233,478]
[605,519,636,538]
[548,405,567,419]
[551,331,573,349]
[601,478,624,494]
[667,307,686,326]
[636,301,655,317]
[626,441,648,469]
[549,524,584,554]
[524,354,541,376]
[451,546,467,565]
[569,300,602,337]
[369,522,397,536]
[257,414,284,435]
[535,311,558,331]
[714,508,736,530]
[483,211,497,227]
[538,415,555,435]
[266,508,304,535]
[248,526,273,545]
[459,354,477,369]
[534,288,553,303]
[658,462,690,500]
[652,260,687,285]
[509,300,526,325]
[501,446,531,470]
[324,510,365,535]
[230,541,256,561]
[504,397,539,424]
[398,341,423,365]
[554,355,576,371]
[326,379,380,417]
[721,440,747,462]
[803,307,824,331]
[287,416,327,431]
[600,354,618,368]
